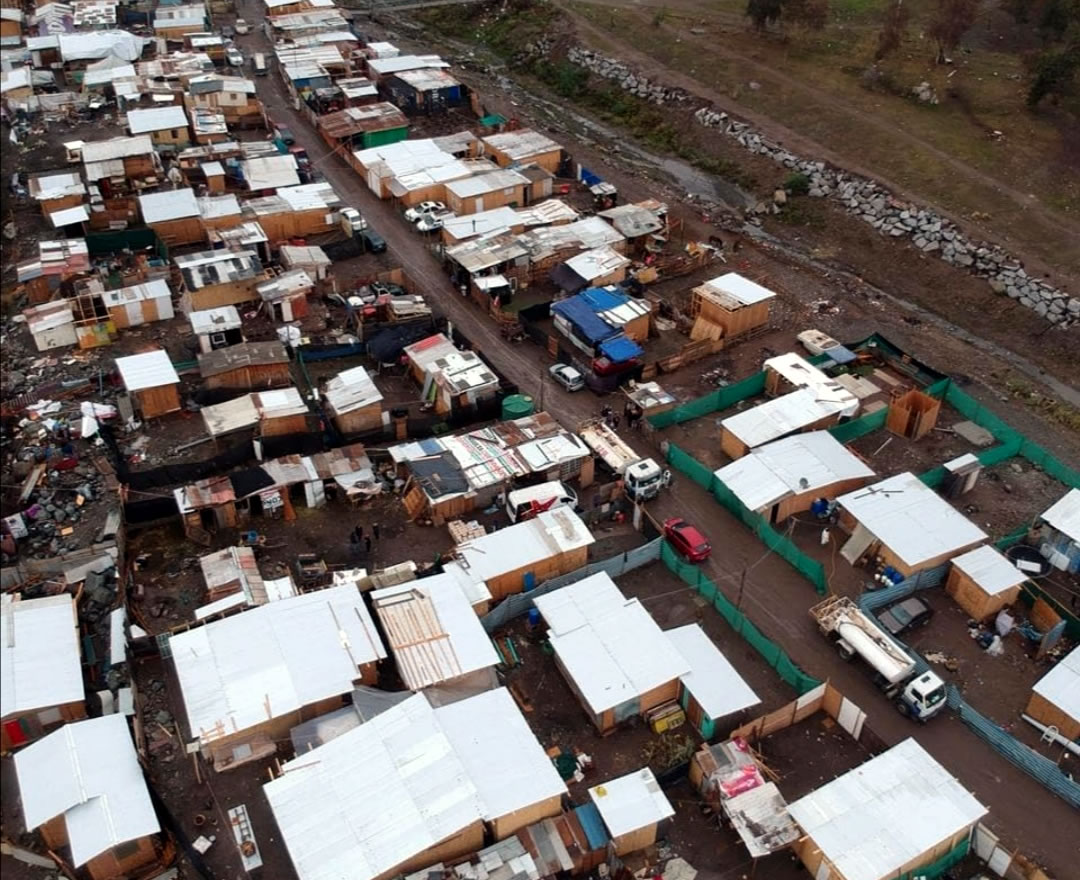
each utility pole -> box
[736,568,747,612]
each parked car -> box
[548,363,585,392]
[234,18,249,34]
[415,211,453,233]
[273,123,295,145]
[877,596,933,636]
[226,47,244,67]
[404,200,446,222]
[361,227,387,253]
[370,280,405,298]
[221,24,235,39]
[663,518,712,563]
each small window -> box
[37,706,62,725]
[170,129,179,138]
[112,839,141,861]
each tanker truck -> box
[810,595,947,722]
[579,419,663,502]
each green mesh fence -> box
[827,407,888,444]
[666,444,829,595]
[925,376,952,398]
[661,542,822,694]
[648,371,766,429]
[897,836,970,880]
[1019,439,1080,488]
[920,466,946,488]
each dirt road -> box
[238,18,1076,877]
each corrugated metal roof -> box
[787,739,986,880]
[243,155,300,191]
[257,268,314,301]
[127,104,188,134]
[838,472,988,568]
[100,278,171,308]
[715,430,875,512]
[372,572,499,690]
[697,272,777,307]
[393,67,460,91]
[763,352,858,410]
[138,187,200,224]
[1,593,83,719]
[457,510,594,587]
[563,246,630,283]
[367,53,448,76]
[1031,646,1079,721]
[482,129,561,161]
[172,584,387,744]
[115,349,180,391]
[589,768,675,839]
[1042,488,1080,542]
[446,169,529,199]
[80,134,154,162]
[324,365,383,416]
[49,204,89,227]
[319,102,408,138]
[29,171,85,201]
[189,305,241,335]
[198,341,288,378]
[534,571,688,714]
[665,624,760,720]
[950,545,1026,595]
[201,394,259,436]
[721,387,850,449]
[14,715,159,868]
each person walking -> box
[353,524,363,543]
[373,523,380,541]
[364,535,372,554]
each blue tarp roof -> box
[578,286,628,311]
[551,296,618,345]
[599,334,643,362]
[574,802,610,850]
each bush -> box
[785,172,811,194]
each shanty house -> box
[81,135,159,191]
[138,188,203,247]
[176,249,267,313]
[264,688,567,880]
[665,624,760,739]
[534,572,689,732]
[714,431,874,524]
[101,278,175,329]
[482,130,562,174]
[16,239,91,305]
[589,768,675,856]
[23,302,77,352]
[719,386,858,460]
[448,509,593,602]
[198,341,292,392]
[690,273,776,343]
[28,171,86,218]
[403,334,500,416]
[382,68,464,115]
[945,545,1027,622]
[171,583,387,769]
[551,286,649,360]
[194,545,268,619]
[127,105,191,150]
[553,247,632,295]
[240,154,301,193]
[153,3,207,40]
[201,387,311,450]
[444,170,530,216]
[1,594,85,750]
[787,738,986,880]
[190,305,243,353]
[280,244,332,281]
[1036,489,1080,573]
[14,715,162,880]
[1025,646,1079,741]
[324,365,385,435]
[115,349,182,419]
[835,472,988,577]
[318,102,409,152]
[372,572,500,697]
[256,268,314,322]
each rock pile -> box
[693,107,1077,326]
[567,46,690,105]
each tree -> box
[786,0,830,30]
[1038,0,1080,40]
[928,0,979,62]
[875,0,910,61]
[746,0,784,30]
[1027,43,1080,105]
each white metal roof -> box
[100,278,171,308]
[534,572,689,714]
[441,206,518,241]
[198,193,241,219]
[14,715,159,868]
[372,573,500,690]
[722,388,851,449]
[115,349,179,391]
[1041,489,1080,542]
[172,584,386,744]
[837,473,988,569]
[787,738,987,880]
[564,246,631,282]
[201,394,259,435]
[455,509,594,586]
[30,171,85,201]
[127,104,188,134]
[325,365,383,416]
[243,154,300,191]
[189,305,241,334]
[367,54,448,76]
[138,187,200,224]
[49,205,90,228]
[763,352,859,413]
[81,134,154,162]
[445,169,529,199]
[950,545,1026,596]
[698,272,776,307]
[482,129,561,161]
[280,245,331,268]
[714,430,874,512]
[665,624,760,720]
[1,594,83,719]
[265,688,563,880]
[1032,646,1080,723]
[589,768,675,838]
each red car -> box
[663,517,712,563]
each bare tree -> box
[786,0,830,31]
[928,0,979,63]
[746,0,785,30]
[875,0,910,61]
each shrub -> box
[785,172,811,194]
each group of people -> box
[599,402,645,431]
[349,522,381,555]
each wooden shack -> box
[176,475,237,542]
[886,388,941,440]
[1025,646,1079,741]
[101,279,175,329]
[690,273,776,343]
[115,350,182,419]
[324,365,385,435]
[481,129,562,174]
[198,341,292,392]
[138,188,204,248]
[177,249,268,314]
[444,169,530,216]
[945,545,1026,622]
[588,769,675,857]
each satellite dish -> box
[799,477,810,490]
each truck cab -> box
[897,671,948,722]
[625,458,662,501]
[339,207,367,235]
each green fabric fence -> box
[665,443,829,595]
[897,836,970,880]
[827,407,888,444]
[649,371,766,429]
[661,543,822,695]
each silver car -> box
[549,363,585,392]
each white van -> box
[505,481,578,523]
[253,53,267,76]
